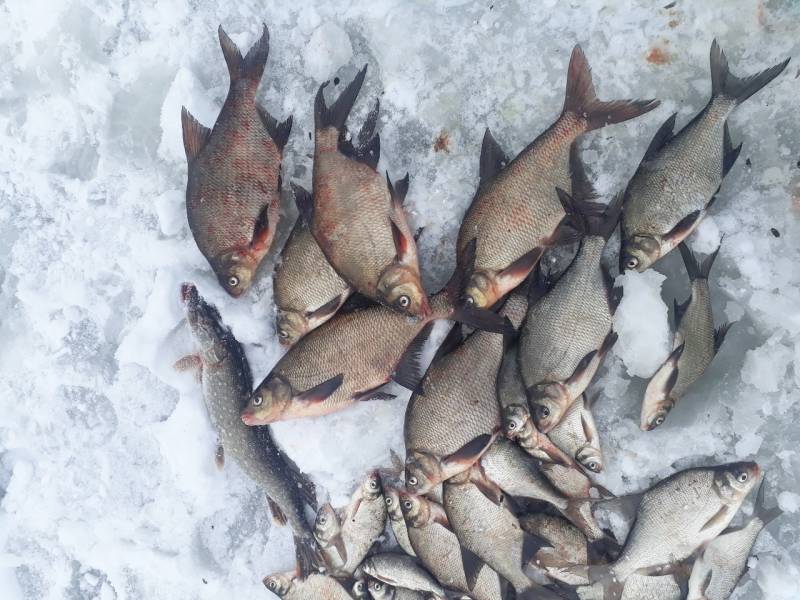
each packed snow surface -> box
[1,1,798,598]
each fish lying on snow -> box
[296,66,429,316]
[456,45,658,309]
[263,571,353,599]
[620,40,789,272]
[361,553,447,597]
[518,190,623,434]
[182,25,292,297]
[641,242,732,431]
[176,283,318,576]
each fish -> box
[641,242,732,431]
[361,553,446,597]
[404,293,527,495]
[518,190,623,433]
[576,574,683,600]
[273,210,352,346]
[399,491,503,600]
[263,571,353,599]
[519,514,588,585]
[241,289,510,425]
[620,40,789,272]
[578,462,760,599]
[314,471,387,576]
[182,25,292,297]
[686,481,782,600]
[548,394,604,473]
[442,469,565,600]
[298,66,429,316]
[456,45,658,309]
[352,578,370,599]
[176,283,318,575]
[497,342,576,467]
[385,486,417,556]
[366,579,426,600]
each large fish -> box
[580,462,760,599]
[241,290,508,425]
[182,25,291,297]
[620,40,789,272]
[263,571,353,599]
[641,242,732,430]
[297,66,428,316]
[548,394,604,474]
[385,486,416,556]
[686,481,782,600]
[176,284,318,575]
[456,45,658,309]
[273,212,352,347]
[361,554,446,597]
[404,293,528,495]
[518,191,622,433]
[399,491,503,600]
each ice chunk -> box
[778,491,800,513]
[689,216,721,254]
[741,336,792,393]
[303,22,354,82]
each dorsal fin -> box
[181,107,212,162]
[643,112,677,161]
[386,172,410,208]
[256,106,293,152]
[479,128,509,184]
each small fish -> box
[404,293,527,495]
[621,40,789,272]
[399,491,503,600]
[176,283,318,575]
[352,578,370,599]
[367,578,426,600]
[579,462,760,599]
[519,514,588,585]
[548,394,604,473]
[263,571,353,599]
[315,471,387,576]
[300,66,428,316]
[456,45,658,309]
[385,486,416,556]
[576,573,683,600]
[182,25,292,297]
[361,553,446,597]
[641,242,732,430]
[273,210,352,346]
[686,481,783,600]
[518,190,622,434]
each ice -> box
[1,1,798,599]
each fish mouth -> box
[241,411,269,426]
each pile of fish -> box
[175,23,789,600]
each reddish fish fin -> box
[218,24,269,84]
[215,443,225,470]
[174,354,203,382]
[460,545,486,591]
[479,128,509,185]
[496,247,546,295]
[256,105,293,152]
[469,466,505,505]
[714,322,734,354]
[251,196,279,252]
[389,216,414,266]
[296,374,344,404]
[443,434,496,472]
[663,210,704,247]
[387,171,411,209]
[315,64,368,132]
[392,321,434,394]
[292,183,314,227]
[306,291,350,329]
[180,107,211,163]
[563,44,659,131]
[710,39,790,105]
[267,496,288,525]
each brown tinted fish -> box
[621,41,789,272]
[456,46,658,309]
[263,571,353,599]
[177,284,317,575]
[182,25,291,296]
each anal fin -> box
[460,545,486,591]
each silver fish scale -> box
[578,574,682,600]
[285,573,353,600]
[548,396,592,459]
[337,495,387,575]
[688,518,764,600]
[519,236,612,385]
[612,469,735,580]
[520,514,587,566]
[673,280,716,399]
[365,554,445,596]
[274,219,349,314]
[623,97,734,237]
[443,481,532,592]
[407,519,503,600]
[457,117,579,272]
[497,343,526,413]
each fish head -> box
[181,283,226,351]
[351,579,369,599]
[262,572,293,596]
[275,310,308,347]
[360,470,384,501]
[620,235,660,272]
[577,445,604,474]
[241,376,293,425]
[368,579,390,599]
[398,491,428,528]
[404,452,441,495]
[377,263,430,317]
[529,384,568,433]
[640,397,675,431]
[714,462,761,503]
[313,503,341,544]
[462,271,494,310]
[383,486,403,521]
[214,251,258,297]
[502,403,533,440]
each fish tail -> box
[710,39,790,105]
[678,241,720,281]
[562,45,659,131]
[218,23,269,85]
[315,64,368,131]
[294,533,321,578]
[754,480,783,526]
[553,187,607,244]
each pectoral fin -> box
[700,505,731,532]
[306,291,351,330]
[392,322,435,394]
[494,247,546,297]
[330,533,348,563]
[441,432,498,477]
[296,374,344,405]
[662,210,705,252]
[460,545,486,591]
[174,354,203,382]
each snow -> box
[0,1,798,599]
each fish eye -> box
[655,416,665,426]
[278,329,289,339]
[372,582,383,590]
[737,472,748,483]
[507,420,517,430]
[385,497,392,505]
[407,476,418,487]
[538,406,550,418]
[369,480,378,489]
[396,295,410,308]
[587,461,599,472]
[403,500,412,510]
[267,580,276,589]
[253,395,263,406]
[354,582,363,592]
[318,515,326,524]
[464,296,474,306]
[228,276,239,287]
[625,257,639,270]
